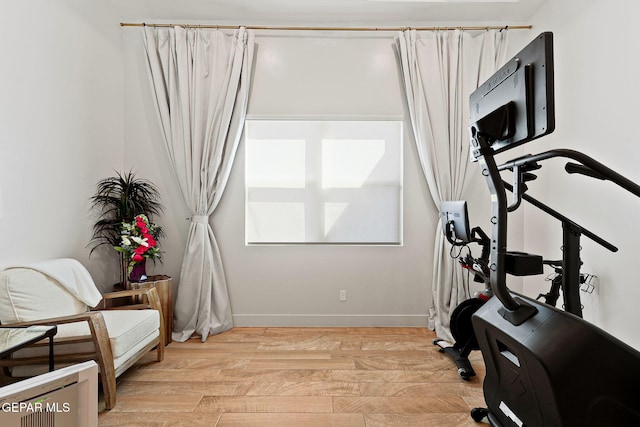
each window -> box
[245,120,402,244]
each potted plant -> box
[89,170,164,286]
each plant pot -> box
[129,259,148,283]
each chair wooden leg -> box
[147,288,166,362]
[86,313,117,410]
[101,372,117,410]
[157,339,164,362]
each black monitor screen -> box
[440,200,472,244]
[469,32,555,156]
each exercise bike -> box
[467,32,640,426]
[433,203,491,380]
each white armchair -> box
[0,259,164,410]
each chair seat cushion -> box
[12,309,160,364]
[63,310,160,358]
[104,310,160,357]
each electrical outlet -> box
[339,290,347,302]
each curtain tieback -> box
[191,215,209,224]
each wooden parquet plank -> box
[98,327,486,426]
[194,395,334,413]
[216,413,365,427]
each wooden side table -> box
[129,275,173,345]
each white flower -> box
[131,236,149,247]
[121,236,131,247]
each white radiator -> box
[0,361,98,427]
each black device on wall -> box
[439,200,472,244]
[468,32,640,426]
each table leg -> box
[48,335,54,372]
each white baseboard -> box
[232,314,428,327]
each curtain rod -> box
[120,22,531,32]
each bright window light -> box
[246,201,306,242]
[245,120,402,244]
[322,139,386,188]
[246,139,306,188]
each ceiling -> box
[108,0,548,27]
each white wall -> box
[0,0,124,291]
[124,30,443,326]
[518,0,640,349]
[6,0,639,343]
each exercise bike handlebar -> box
[483,147,636,321]
[564,162,606,180]
[502,181,618,252]
[499,149,640,198]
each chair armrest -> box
[102,288,156,300]
[99,288,162,312]
[0,312,115,391]
[4,311,106,328]
[97,287,165,350]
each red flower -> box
[146,235,157,247]
[132,254,144,262]
[134,246,148,255]
[136,216,148,232]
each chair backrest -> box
[0,268,87,324]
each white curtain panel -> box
[398,29,508,341]
[143,26,254,342]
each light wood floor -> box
[98,327,486,427]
